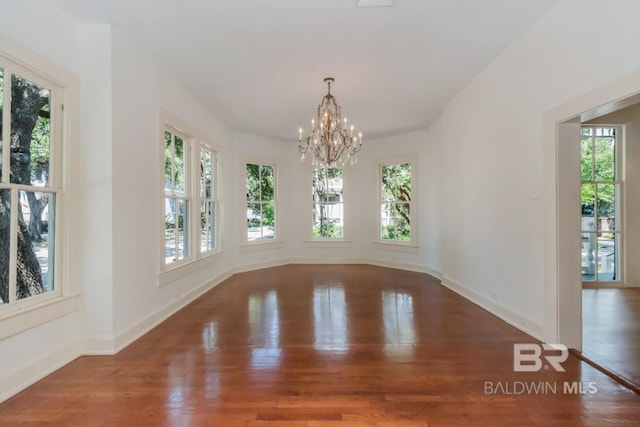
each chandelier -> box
[298,77,362,168]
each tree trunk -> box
[0,75,48,302]
[27,191,48,242]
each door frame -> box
[543,70,640,351]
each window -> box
[162,118,219,271]
[312,167,344,239]
[164,127,190,264]
[246,163,276,241]
[379,162,413,242]
[0,61,62,309]
[581,126,621,282]
[199,144,217,254]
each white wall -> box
[76,23,115,350]
[440,0,640,340]
[110,29,234,344]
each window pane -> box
[164,131,172,192]
[174,136,185,194]
[581,183,595,219]
[177,199,189,259]
[596,183,616,227]
[201,149,213,200]
[313,203,344,238]
[581,232,596,281]
[10,74,51,187]
[200,200,215,252]
[580,136,593,181]
[247,202,261,241]
[262,201,275,239]
[165,198,176,263]
[246,164,260,201]
[17,190,54,299]
[0,189,10,305]
[597,232,618,281]
[260,165,274,202]
[593,133,615,181]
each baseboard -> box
[289,257,368,265]
[367,259,443,279]
[0,338,83,404]
[233,259,290,274]
[112,270,233,353]
[441,276,544,340]
[83,270,233,355]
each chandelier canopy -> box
[298,77,362,168]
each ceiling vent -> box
[357,0,394,7]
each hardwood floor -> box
[582,288,640,390]
[1,264,639,426]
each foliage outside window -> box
[380,163,411,241]
[163,123,219,270]
[0,64,60,307]
[312,167,344,238]
[246,163,276,241]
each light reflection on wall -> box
[313,286,348,353]
[248,291,281,369]
[382,291,416,357]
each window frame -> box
[159,109,221,285]
[0,33,80,337]
[311,166,346,240]
[375,155,418,248]
[244,160,278,244]
[580,125,623,284]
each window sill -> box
[0,294,81,340]
[372,241,419,253]
[159,251,223,286]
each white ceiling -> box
[52,0,556,141]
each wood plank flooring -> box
[1,264,639,426]
[582,288,640,389]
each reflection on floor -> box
[583,287,640,388]
[1,265,639,425]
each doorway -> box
[549,76,640,391]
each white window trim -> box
[158,108,222,286]
[374,154,419,248]
[307,163,351,242]
[198,142,220,258]
[242,155,281,247]
[580,124,624,284]
[0,32,80,337]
